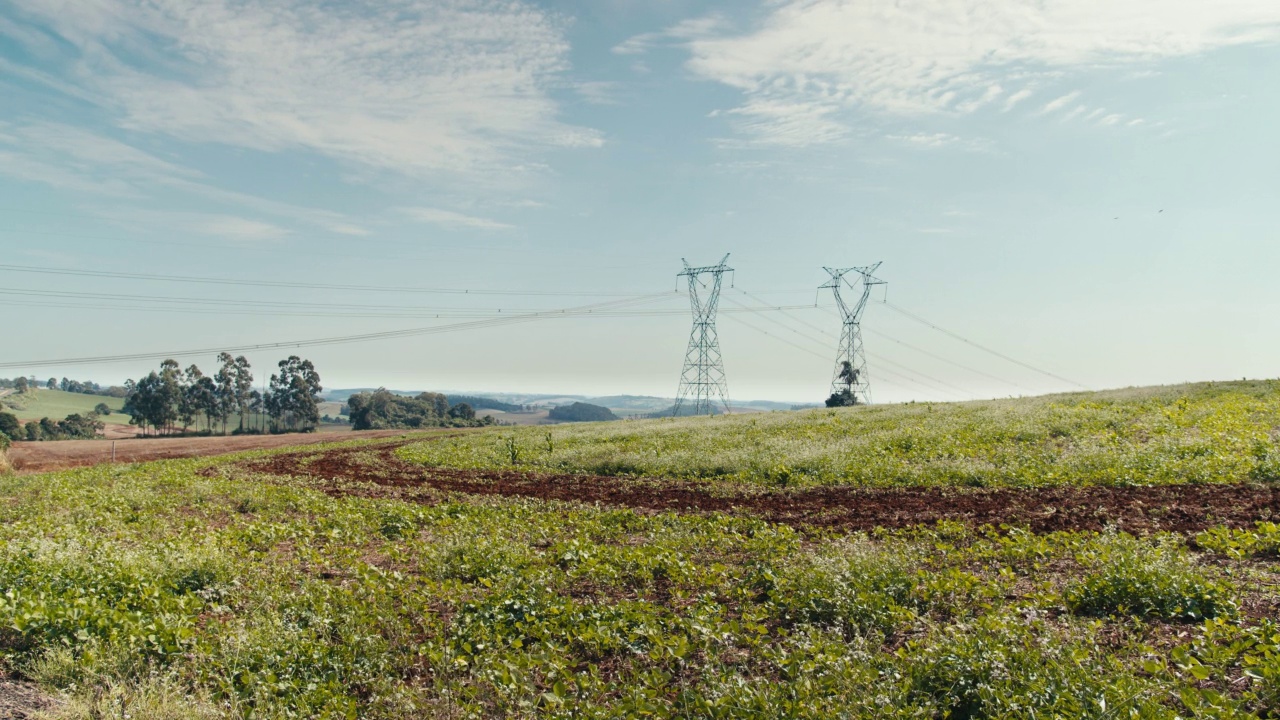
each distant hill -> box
[643,404,726,419]
[324,388,808,414]
[446,395,522,413]
[548,402,619,423]
[584,395,672,412]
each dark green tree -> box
[187,375,220,432]
[178,365,204,431]
[825,361,861,408]
[234,355,254,433]
[266,356,322,432]
[0,412,20,441]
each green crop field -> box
[1,381,1279,718]
[0,389,130,425]
[399,380,1280,489]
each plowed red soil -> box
[237,442,1280,533]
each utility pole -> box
[820,262,886,405]
[673,254,733,416]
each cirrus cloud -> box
[3,0,603,179]
[649,0,1280,145]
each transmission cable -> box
[881,302,1088,389]
[0,263,659,297]
[737,288,1032,394]
[721,296,973,399]
[719,312,968,400]
[0,287,818,320]
[0,292,673,370]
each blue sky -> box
[1,0,1278,403]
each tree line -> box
[123,354,323,435]
[0,376,128,398]
[0,411,101,442]
[346,389,494,430]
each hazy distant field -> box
[1,389,129,424]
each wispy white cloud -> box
[1002,89,1034,112]
[1061,104,1089,121]
[673,0,1280,145]
[886,132,993,152]
[614,16,725,56]
[575,81,621,106]
[6,0,602,179]
[0,120,369,236]
[89,206,292,242]
[0,120,191,197]
[399,207,514,231]
[887,132,961,148]
[1039,91,1083,115]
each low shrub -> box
[1197,522,1280,559]
[761,539,918,637]
[1065,533,1234,621]
[903,614,1162,718]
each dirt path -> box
[7,429,457,473]
[238,442,1280,534]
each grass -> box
[399,379,1280,488]
[0,382,1278,717]
[1,389,129,425]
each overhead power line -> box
[0,293,673,370]
[723,294,974,399]
[719,304,970,400]
[881,302,1088,390]
[0,287,818,320]
[0,263,656,297]
[734,288,1032,394]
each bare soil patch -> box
[8,430,452,474]
[238,443,1280,534]
[0,679,56,719]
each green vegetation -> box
[2,381,1279,717]
[0,411,20,441]
[447,395,523,413]
[0,447,1278,717]
[1065,532,1235,620]
[825,360,861,407]
[1,389,128,425]
[347,389,494,429]
[548,401,618,422]
[401,380,1280,488]
[17,414,103,442]
[123,355,321,435]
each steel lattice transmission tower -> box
[820,262,886,405]
[673,254,733,416]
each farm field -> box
[400,380,1280,489]
[1,380,1280,717]
[1,389,128,424]
[5,428,436,473]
